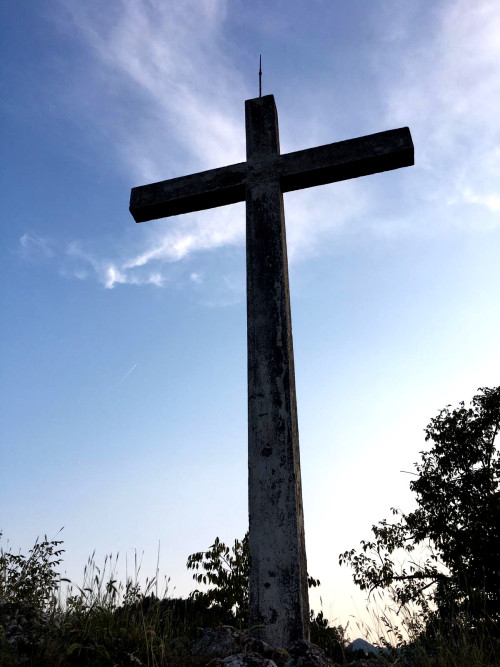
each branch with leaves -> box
[186,531,321,629]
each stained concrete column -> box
[245,95,309,648]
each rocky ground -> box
[183,626,399,666]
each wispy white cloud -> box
[376,0,500,232]
[461,188,500,213]
[55,0,246,181]
[190,272,202,285]
[16,236,165,289]
[98,264,165,289]
[63,239,168,289]
[18,208,245,290]
[40,0,251,292]
[122,206,245,270]
[19,233,55,261]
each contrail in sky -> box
[122,364,137,381]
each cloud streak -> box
[121,364,137,381]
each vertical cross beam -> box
[245,96,309,647]
[129,92,414,650]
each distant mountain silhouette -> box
[348,638,379,656]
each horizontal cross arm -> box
[130,161,247,222]
[279,127,414,193]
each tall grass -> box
[0,532,194,666]
[348,589,499,667]
[1,532,498,666]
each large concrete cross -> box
[129,94,413,648]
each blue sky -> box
[1,0,499,633]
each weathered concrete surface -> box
[245,95,309,648]
[130,161,247,222]
[278,127,413,192]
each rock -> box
[208,652,279,666]
[190,626,336,667]
[190,626,279,663]
[283,639,334,666]
[190,625,282,660]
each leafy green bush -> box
[187,534,250,629]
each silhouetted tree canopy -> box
[340,386,500,636]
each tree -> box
[186,532,321,630]
[187,534,250,628]
[339,386,500,636]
